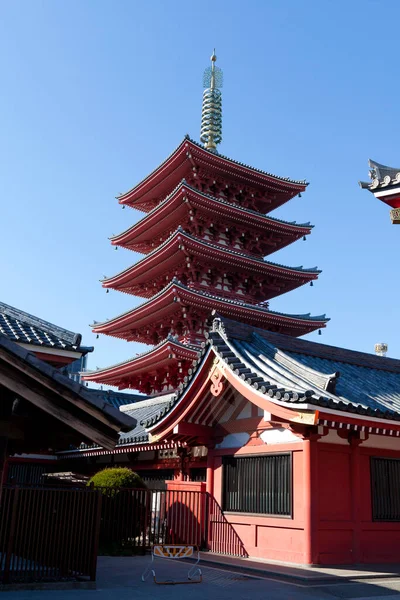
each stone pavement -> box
[1,556,400,599]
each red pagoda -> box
[84,52,328,395]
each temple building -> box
[83,52,327,395]
[11,53,400,566]
[59,315,400,565]
[359,159,400,223]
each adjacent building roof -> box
[84,388,146,409]
[359,159,400,222]
[359,159,400,192]
[0,333,136,449]
[119,395,176,444]
[206,317,400,418]
[0,301,92,354]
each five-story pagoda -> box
[83,52,328,396]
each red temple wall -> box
[209,436,400,565]
[316,439,400,565]
[212,442,308,563]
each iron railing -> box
[0,484,248,583]
[97,488,207,553]
[96,487,247,557]
[0,486,102,583]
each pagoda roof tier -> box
[82,337,199,394]
[92,279,329,344]
[111,181,313,256]
[117,137,307,213]
[103,229,320,301]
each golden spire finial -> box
[201,50,223,153]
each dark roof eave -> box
[0,334,136,433]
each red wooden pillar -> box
[206,449,214,496]
[350,437,362,563]
[303,437,319,564]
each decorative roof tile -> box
[359,159,400,191]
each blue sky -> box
[0,0,398,376]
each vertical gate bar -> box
[32,489,41,580]
[89,490,102,582]
[143,490,150,553]
[3,488,19,584]
[84,491,95,576]
[67,490,76,577]
[16,488,30,580]
[57,490,68,579]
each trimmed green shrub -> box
[88,467,145,490]
[89,468,147,555]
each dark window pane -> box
[190,468,206,482]
[371,457,400,521]
[222,454,291,516]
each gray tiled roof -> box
[65,318,400,454]
[118,395,177,444]
[287,352,400,415]
[206,317,400,420]
[0,301,91,353]
[66,394,177,452]
[139,317,400,431]
[84,388,147,409]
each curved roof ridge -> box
[251,332,339,396]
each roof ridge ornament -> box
[200,50,223,153]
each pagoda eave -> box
[103,230,320,301]
[118,138,307,213]
[111,182,313,256]
[92,281,328,344]
[82,339,199,393]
